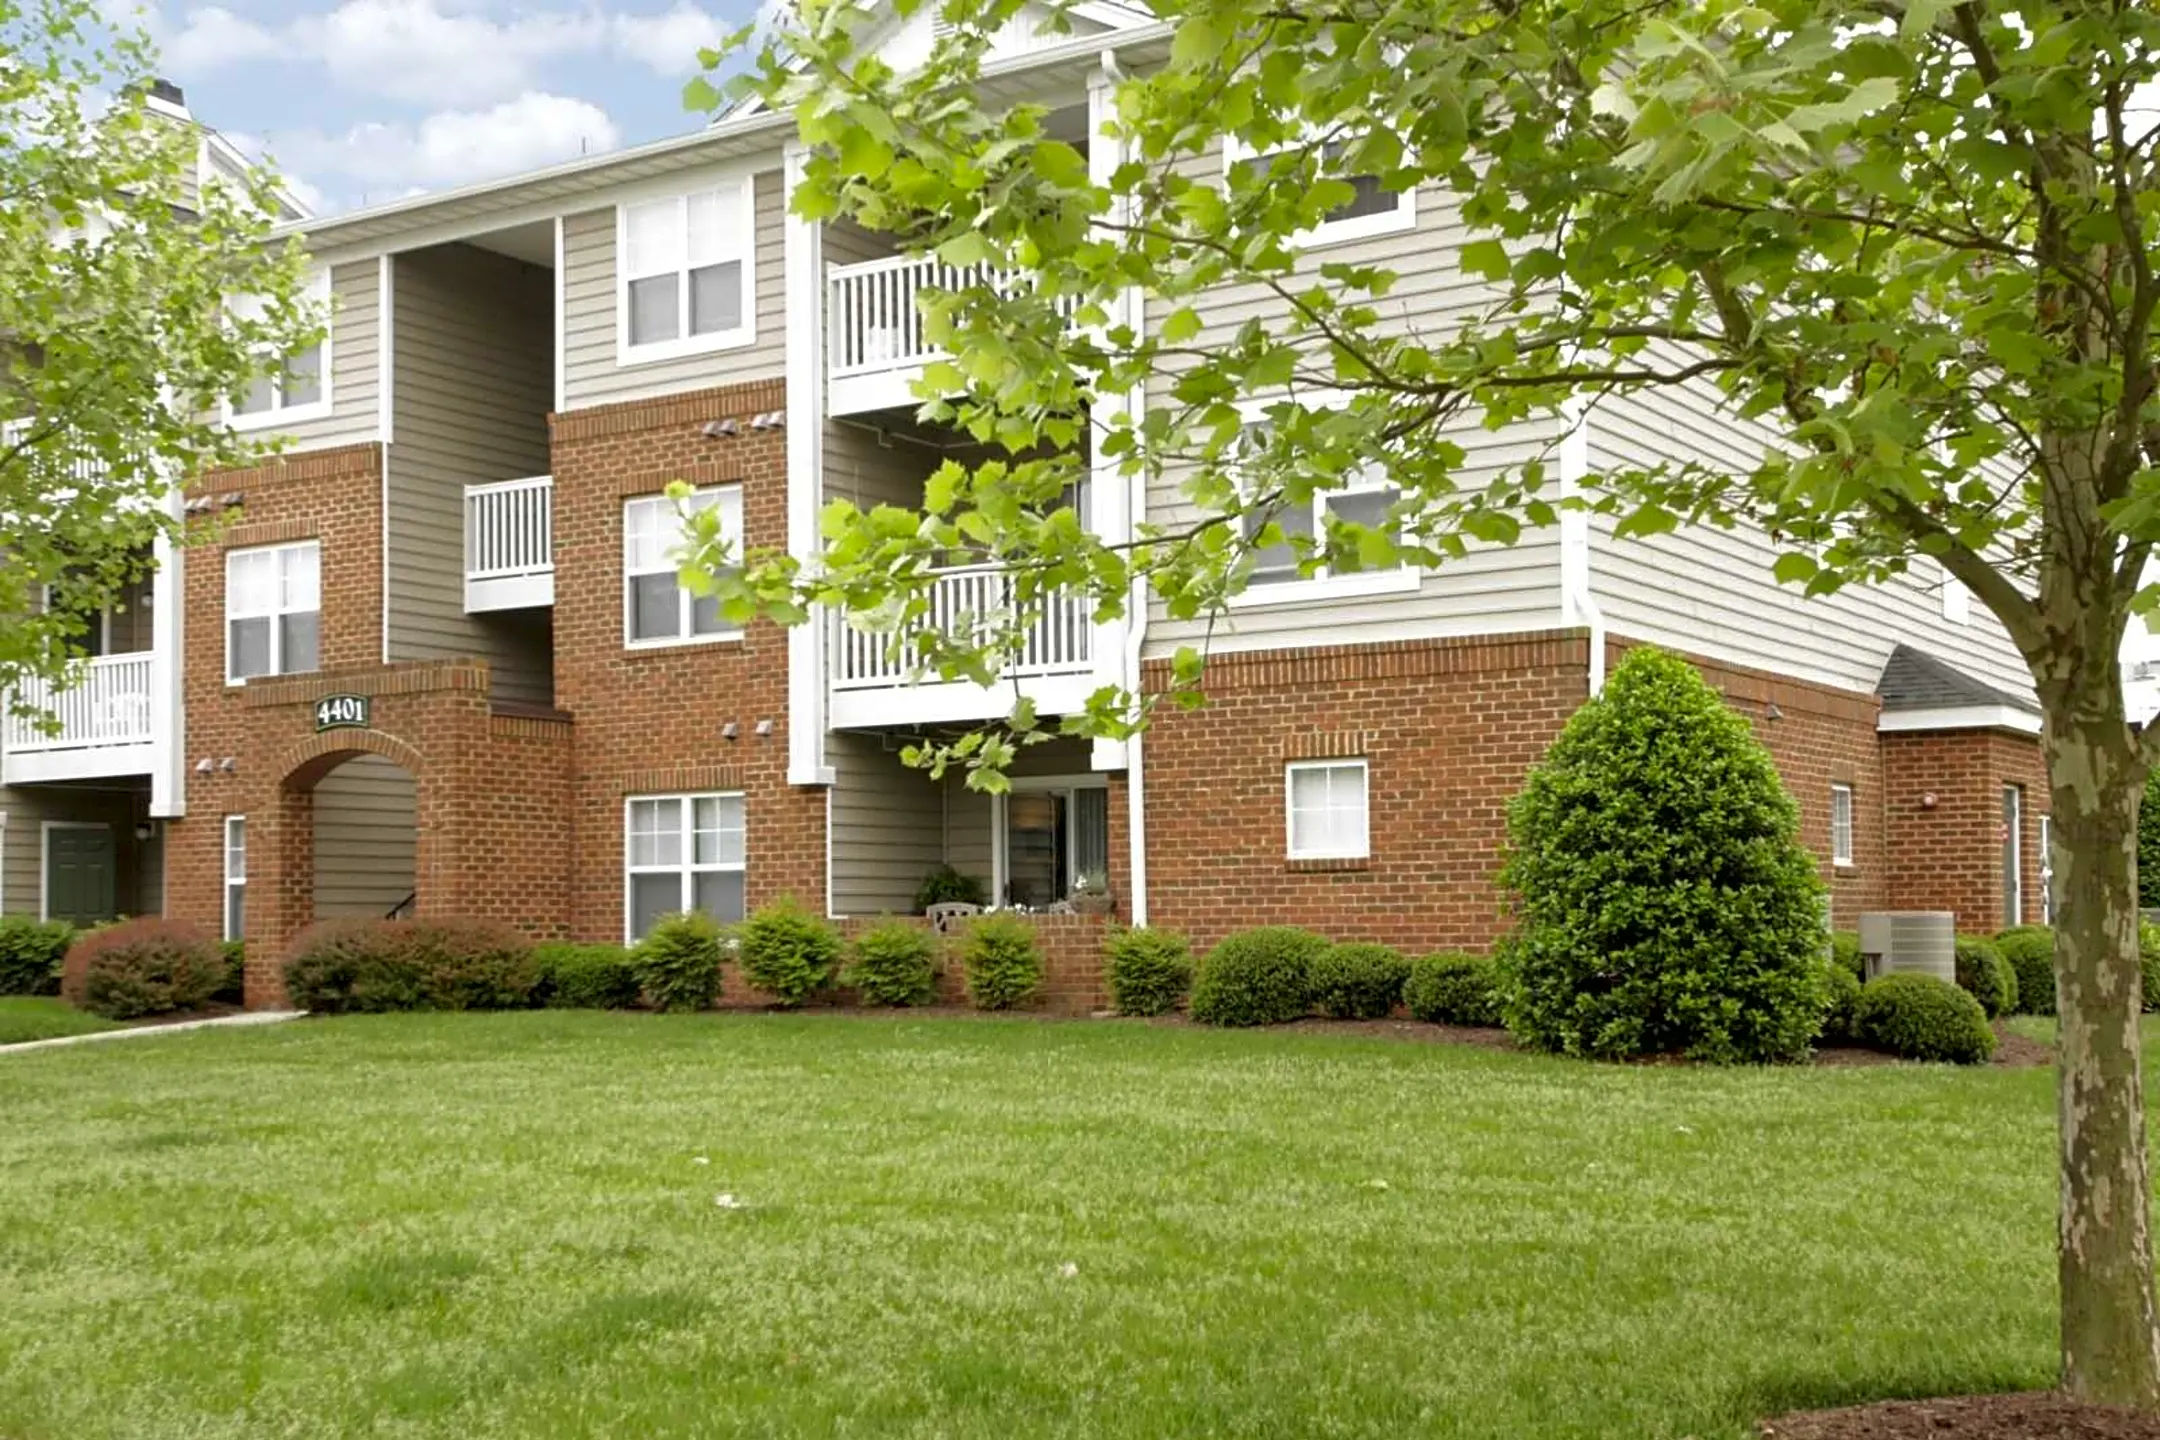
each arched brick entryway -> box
[232,661,574,1008]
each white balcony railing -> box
[826,255,1074,411]
[5,653,153,754]
[464,475,553,611]
[831,565,1093,692]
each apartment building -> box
[0,23,2054,1004]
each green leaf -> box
[1460,239,1510,282]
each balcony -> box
[826,255,1073,417]
[464,475,553,611]
[3,652,155,783]
[828,564,1096,728]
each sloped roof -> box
[1875,644,2038,714]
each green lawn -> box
[0,1012,2099,1439]
[0,996,117,1045]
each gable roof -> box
[1875,644,2038,714]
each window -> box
[225,540,320,682]
[1223,135,1416,247]
[997,781,1111,908]
[624,487,741,646]
[2039,814,2053,925]
[1285,758,1369,861]
[1830,784,1854,867]
[1232,399,1416,602]
[223,817,246,941]
[226,268,330,427]
[617,178,755,360]
[2002,785,2024,927]
[625,793,746,941]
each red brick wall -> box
[1139,631,1899,957]
[548,381,826,942]
[1883,728,2050,933]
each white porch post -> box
[148,487,186,818]
[1088,55,1142,776]
[784,141,835,787]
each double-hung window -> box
[1830,784,1854,867]
[1233,398,1415,601]
[623,486,741,646]
[223,817,246,941]
[1285,758,1370,861]
[226,541,320,682]
[625,793,746,940]
[618,178,755,360]
[1223,135,1416,247]
[227,268,330,426]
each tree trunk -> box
[2047,672,2160,1409]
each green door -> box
[45,825,116,927]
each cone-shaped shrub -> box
[1497,647,1829,1063]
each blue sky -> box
[124,1,765,215]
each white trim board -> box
[1876,705,2042,735]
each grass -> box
[0,996,116,1045]
[0,1010,2110,1440]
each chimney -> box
[142,79,190,121]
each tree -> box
[690,0,2160,1404]
[0,0,313,695]
[1500,647,1829,1064]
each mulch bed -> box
[1762,1392,2160,1438]
[1813,1020,2052,1070]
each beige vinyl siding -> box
[385,244,555,705]
[311,754,417,918]
[267,258,381,453]
[823,218,890,268]
[1587,364,2035,700]
[559,166,787,412]
[827,732,945,916]
[1142,172,1564,658]
[0,785,155,919]
[822,419,948,509]
[943,786,995,897]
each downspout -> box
[1558,397,1605,696]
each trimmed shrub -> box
[1190,926,1326,1027]
[1818,960,1863,1045]
[0,916,75,996]
[1996,925,2055,1016]
[634,913,726,1013]
[736,897,843,1006]
[1105,927,1194,1017]
[1498,647,1829,1064]
[1853,972,1997,1064]
[961,913,1042,1011]
[61,918,225,1020]
[1309,942,1411,1020]
[214,941,247,1005]
[2143,771,2160,909]
[842,920,940,1007]
[533,943,642,1010]
[1953,937,2017,1018]
[282,918,537,1014]
[915,865,988,912]
[2142,920,2160,1014]
[1404,951,1504,1027]
[1829,931,1864,982]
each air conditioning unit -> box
[1856,911,1956,983]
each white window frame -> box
[1829,783,1854,868]
[1284,758,1371,861]
[223,816,246,942]
[224,539,321,685]
[2039,813,2053,925]
[622,486,743,649]
[1227,393,1420,607]
[989,773,1112,907]
[224,267,333,431]
[623,791,747,943]
[1221,134,1418,248]
[614,172,758,365]
[2003,784,2024,928]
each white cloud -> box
[263,91,621,204]
[150,1,751,105]
[611,2,732,75]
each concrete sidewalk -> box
[0,1010,304,1055]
